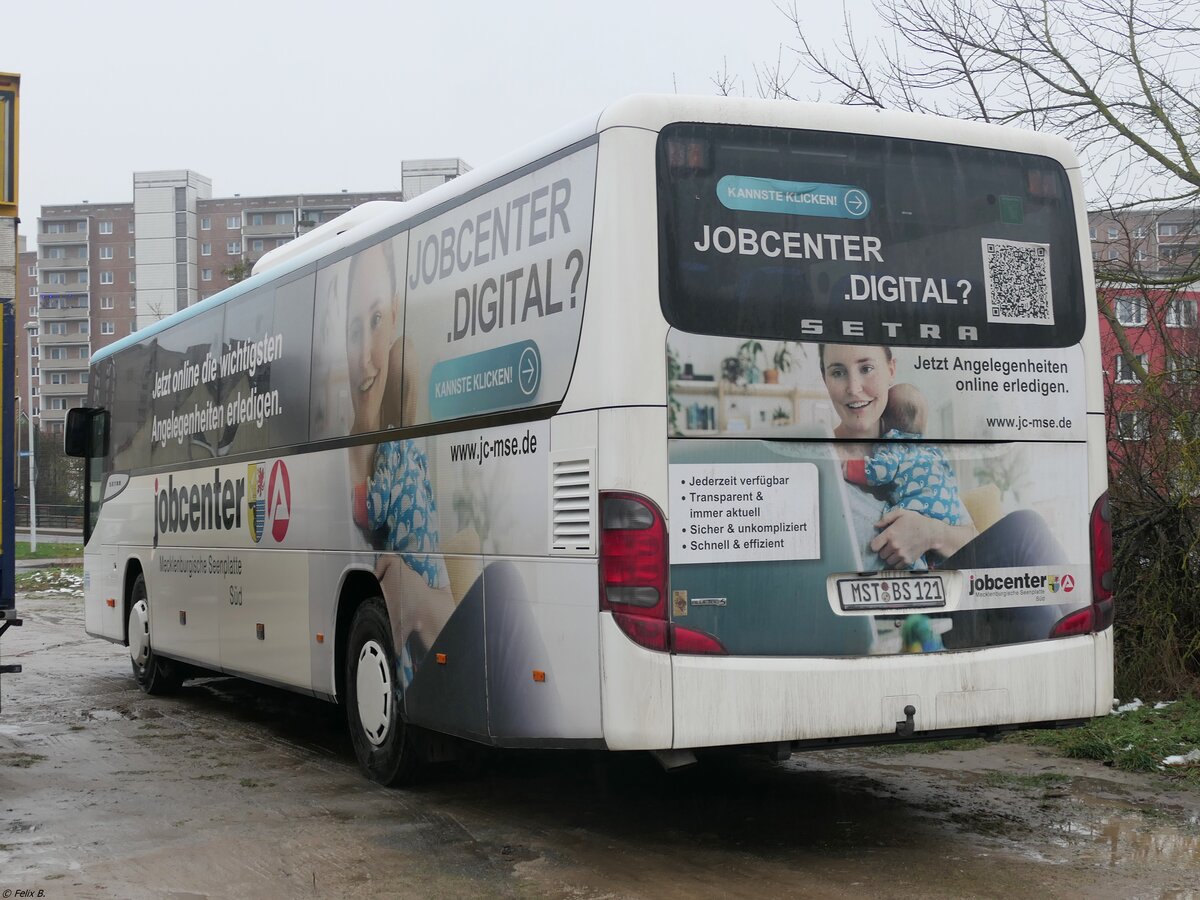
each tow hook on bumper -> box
[895,704,917,738]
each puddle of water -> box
[1053,815,1200,867]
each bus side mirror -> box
[64,408,90,457]
[65,407,106,458]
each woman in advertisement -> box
[819,343,1067,646]
[342,240,456,678]
[342,237,553,751]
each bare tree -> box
[1100,280,1200,693]
[768,1,1200,199]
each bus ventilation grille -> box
[550,452,595,556]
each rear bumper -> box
[599,613,1113,750]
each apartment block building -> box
[1087,207,1199,275]
[16,159,469,435]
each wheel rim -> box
[355,639,392,746]
[128,599,151,668]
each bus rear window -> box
[657,123,1085,349]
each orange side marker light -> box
[532,670,546,683]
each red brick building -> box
[1098,286,1199,455]
[1088,208,1199,465]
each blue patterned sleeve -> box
[366,440,444,588]
[864,444,904,486]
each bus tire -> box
[344,598,419,786]
[127,574,182,695]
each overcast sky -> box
[6,0,872,232]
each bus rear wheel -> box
[127,574,182,695]
[344,598,420,786]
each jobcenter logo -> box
[154,461,290,543]
[967,571,1075,595]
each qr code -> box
[982,238,1054,326]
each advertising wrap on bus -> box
[659,123,1092,656]
[664,339,1091,656]
[89,143,601,740]
[127,415,597,739]
[105,144,597,477]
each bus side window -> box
[90,409,110,459]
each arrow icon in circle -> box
[843,189,869,217]
[518,346,540,396]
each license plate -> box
[837,574,947,611]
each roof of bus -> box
[91,94,1079,366]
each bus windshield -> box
[657,122,1086,349]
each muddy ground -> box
[1,590,1198,899]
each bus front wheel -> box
[344,598,419,786]
[127,574,182,695]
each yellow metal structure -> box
[0,72,19,218]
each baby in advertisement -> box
[842,383,963,570]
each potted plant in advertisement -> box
[764,342,794,384]
[667,343,683,436]
[736,339,765,384]
[721,356,743,383]
[772,405,791,426]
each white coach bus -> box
[66,95,1114,784]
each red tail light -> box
[1049,605,1096,637]
[600,493,667,614]
[1050,492,1114,637]
[1090,493,1113,603]
[599,491,725,655]
[670,623,727,654]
